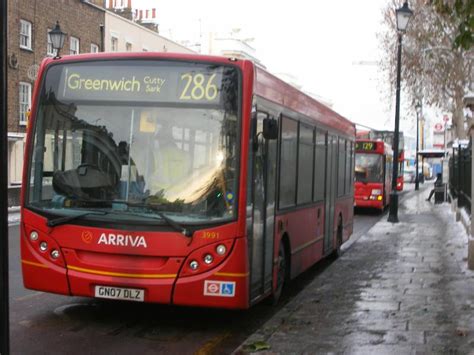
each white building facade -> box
[104,11,194,54]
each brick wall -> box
[6,0,105,205]
[7,0,105,133]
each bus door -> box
[324,134,337,254]
[247,111,277,303]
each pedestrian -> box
[426,173,442,202]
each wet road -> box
[7,195,401,355]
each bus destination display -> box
[355,141,377,151]
[57,64,225,105]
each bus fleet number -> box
[202,231,219,239]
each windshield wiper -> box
[47,211,108,227]
[106,200,193,237]
[46,199,193,237]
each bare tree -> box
[379,0,473,139]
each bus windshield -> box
[355,153,383,183]
[27,60,240,224]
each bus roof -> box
[254,66,355,136]
[39,51,244,67]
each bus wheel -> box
[270,241,287,305]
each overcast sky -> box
[134,1,418,133]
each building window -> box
[9,138,25,185]
[111,36,118,52]
[70,37,80,55]
[19,82,32,126]
[91,43,99,53]
[46,28,55,56]
[113,0,126,8]
[126,42,132,52]
[20,20,32,50]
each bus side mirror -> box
[263,118,278,140]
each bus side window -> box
[313,129,326,202]
[278,117,298,208]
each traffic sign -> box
[443,115,449,122]
[434,123,443,131]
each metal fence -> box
[449,143,471,213]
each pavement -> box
[236,183,474,354]
[8,206,21,226]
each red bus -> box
[354,140,393,210]
[396,150,404,191]
[356,130,404,191]
[21,52,355,309]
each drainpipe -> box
[100,24,104,52]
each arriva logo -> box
[81,231,93,244]
[98,233,148,248]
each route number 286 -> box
[180,73,218,101]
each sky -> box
[134,0,419,134]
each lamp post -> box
[415,102,421,190]
[48,21,67,58]
[388,1,413,223]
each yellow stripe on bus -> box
[214,272,249,278]
[67,265,176,279]
[22,260,49,269]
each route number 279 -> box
[180,73,218,101]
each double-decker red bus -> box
[354,140,393,210]
[21,52,355,309]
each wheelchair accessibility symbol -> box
[221,283,234,296]
[204,280,236,297]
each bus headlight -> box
[180,239,235,277]
[216,244,226,255]
[30,231,39,241]
[189,260,199,270]
[39,242,48,252]
[203,254,213,265]
[24,228,66,267]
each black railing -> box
[449,142,471,213]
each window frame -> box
[111,36,118,52]
[19,82,32,126]
[70,36,80,55]
[90,43,99,53]
[46,28,55,56]
[20,19,32,50]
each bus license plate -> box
[94,285,144,302]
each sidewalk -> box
[8,206,21,226]
[236,184,474,354]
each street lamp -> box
[415,102,422,190]
[48,21,67,58]
[388,1,413,223]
